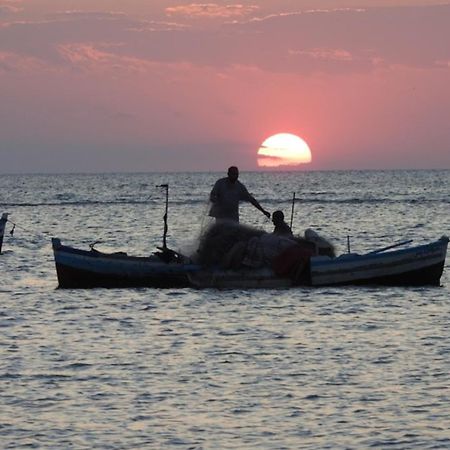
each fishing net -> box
[194,221,336,275]
[195,221,265,266]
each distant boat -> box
[0,213,8,253]
[52,236,448,289]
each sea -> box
[0,170,449,450]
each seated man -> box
[272,210,293,237]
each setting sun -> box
[257,133,312,167]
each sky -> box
[0,0,449,173]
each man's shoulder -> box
[236,180,248,190]
[212,177,227,188]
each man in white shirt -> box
[209,166,271,223]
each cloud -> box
[0,4,449,76]
[435,59,450,68]
[46,10,127,21]
[244,7,366,24]
[0,4,22,15]
[126,20,190,33]
[0,50,50,73]
[223,5,450,72]
[165,3,258,19]
[289,48,353,62]
[57,43,155,74]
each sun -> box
[257,133,312,167]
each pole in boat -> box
[0,213,8,254]
[368,239,413,254]
[290,192,296,231]
[347,235,351,253]
[158,184,169,250]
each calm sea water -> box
[0,171,449,449]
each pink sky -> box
[1,0,449,172]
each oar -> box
[367,239,413,255]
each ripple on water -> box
[1,172,449,449]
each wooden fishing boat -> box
[52,238,199,289]
[52,236,448,289]
[188,236,449,288]
[50,183,448,289]
[0,213,8,253]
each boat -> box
[52,238,199,288]
[188,236,449,289]
[52,235,448,289]
[0,213,8,253]
[50,183,448,289]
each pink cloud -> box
[165,3,258,19]
[435,59,450,68]
[0,50,49,73]
[289,48,353,62]
[47,10,127,20]
[57,43,157,74]
[0,4,22,15]
[125,20,190,33]
[1,4,449,75]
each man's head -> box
[272,210,285,225]
[227,166,239,183]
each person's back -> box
[209,176,250,222]
[272,210,293,237]
[209,166,270,223]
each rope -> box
[4,186,166,243]
[5,218,53,241]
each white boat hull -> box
[310,237,448,286]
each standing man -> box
[209,166,271,223]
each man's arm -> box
[247,194,270,218]
[210,180,220,203]
[240,182,270,218]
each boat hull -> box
[310,237,449,287]
[188,268,293,289]
[52,238,198,289]
[52,237,448,289]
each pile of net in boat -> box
[195,221,265,267]
[195,221,334,278]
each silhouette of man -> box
[209,166,270,223]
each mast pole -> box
[290,192,296,231]
[159,184,169,250]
